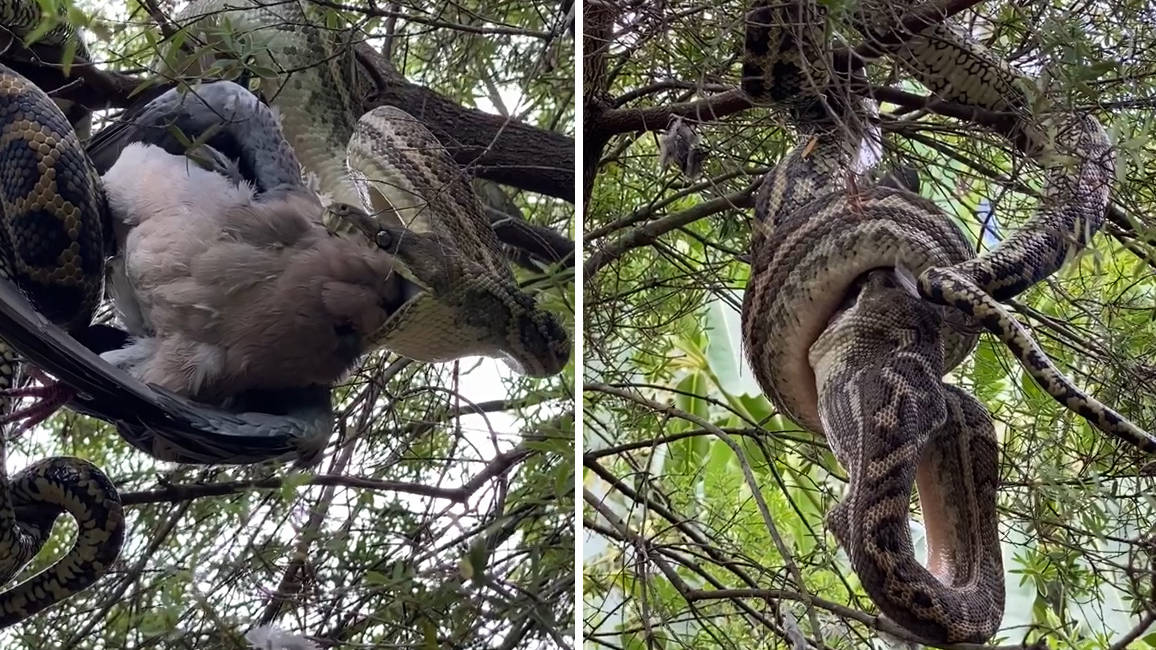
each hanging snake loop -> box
[740,0,1130,641]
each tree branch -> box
[587,0,990,142]
[354,44,574,202]
[119,446,531,506]
[584,183,756,282]
[0,40,575,203]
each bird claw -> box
[0,370,77,437]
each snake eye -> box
[375,230,393,249]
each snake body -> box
[345,107,569,375]
[173,0,368,207]
[741,14,1002,631]
[878,16,1144,445]
[0,65,123,626]
[742,1,977,433]
[809,270,1002,642]
[740,0,1129,642]
[842,1,1145,451]
[170,0,569,377]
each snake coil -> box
[740,0,1133,642]
[0,64,123,627]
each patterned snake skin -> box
[848,0,1146,452]
[171,0,570,376]
[810,270,1002,642]
[740,0,1136,642]
[0,66,123,627]
[341,107,569,374]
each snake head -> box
[380,231,570,376]
[499,292,570,377]
[385,258,570,377]
[327,206,570,376]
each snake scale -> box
[0,0,568,627]
[0,66,123,626]
[166,0,570,376]
[740,0,1138,642]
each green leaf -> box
[279,470,314,500]
[365,570,390,586]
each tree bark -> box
[582,0,617,203]
[1,39,574,204]
[355,45,574,203]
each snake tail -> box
[0,457,124,626]
[811,271,1003,644]
[923,267,1156,454]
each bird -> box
[658,115,706,178]
[0,81,411,435]
[99,140,408,406]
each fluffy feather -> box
[101,143,404,404]
[658,116,705,178]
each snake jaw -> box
[504,308,570,378]
[328,204,571,377]
[372,272,569,377]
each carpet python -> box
[169,0,570,377]
[810,269,1002,642]
[0,64,123,628]
[740,0,1138,642]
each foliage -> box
[583,0,1156,648]
[0,0,574,647]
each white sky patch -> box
[473,83,527,119]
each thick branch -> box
[586,0,990,140]
[355,45,574,202]
[582,0,619,200]
[594,89,752,137]
[1,41,574,202]
[488,207,575,266]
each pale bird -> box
[100,142,407,406]
[0,82,401,462]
